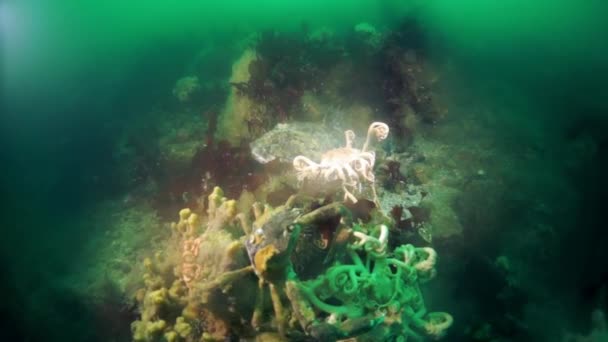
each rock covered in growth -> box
[129,184,453,340]
[217,49,258,145]
[250,122,342,164]
[380,184,425,214]
[172,76,200,102]
[131,187,254,342]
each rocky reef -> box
[128,182,452,341]
[124,117,456,341]
[92,20,469,341]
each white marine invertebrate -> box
[293,122,389,204]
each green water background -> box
[1,0,607,340]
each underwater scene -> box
[2,1,608,341]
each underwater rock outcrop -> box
[217,49,260,145]
[173,76,201,103]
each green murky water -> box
[1,1,607,341]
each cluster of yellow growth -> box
[163,317,193,342]
[169,187,243,292]
[131,207,202,341]
[190,187,250,289]
[132,186,256,341]
[171,208,201,238]
[132,319,167,342]
[139,252,174,294]
[217,49,258,145]
[170,208,204,290]
[206,187,238,234]
[132,253,191,341]
[141,256,163,290]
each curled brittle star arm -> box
[362,122,389,152]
